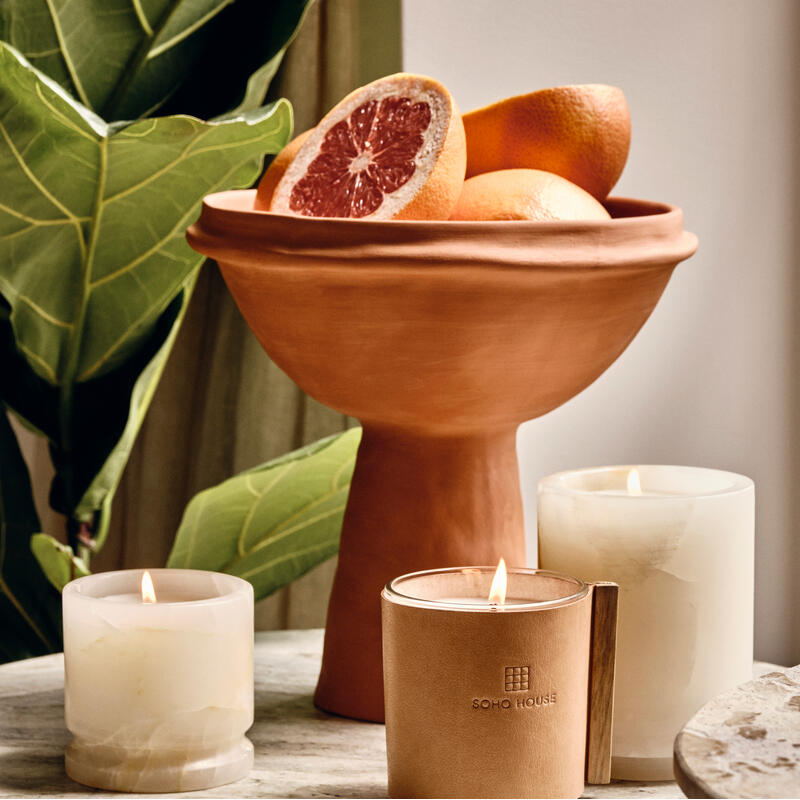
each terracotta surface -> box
[381,573,618,798]
[186,190,697,722]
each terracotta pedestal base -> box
[313,426,526,721]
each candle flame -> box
[141,570,157,604]
[488,557,507,605]
[627,468,643,496]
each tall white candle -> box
[63,569,254,792]
[537,465,754,781]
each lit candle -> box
[537,465,754,781]
[63,569,254,792]
[438,558,533,606]
[382,562,618,798]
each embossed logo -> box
[471,665,557,711]
[504,665,529,692]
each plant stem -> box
[77,543,92,567]
[67,518,94,568]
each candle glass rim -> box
[537,464,754,500]
[63,568,252,606]
[383,566,588,612]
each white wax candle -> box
[537,465,754,781]
[63,569,254,793]
[102,591,199,603]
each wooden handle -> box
[585,581,619,784]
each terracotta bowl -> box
[187,190,697,722]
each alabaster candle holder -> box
[538,466,754,780]
[381,566,618,799]
[63,569,254,793]
[187,192,696,722]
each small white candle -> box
[63,569,254,793]
[537,466,754,781]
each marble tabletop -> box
[0,629,689,798]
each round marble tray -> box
[0,628,777,798]
[675,664,800,798]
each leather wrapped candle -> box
[63,569,254,792]
[381,566,618,798]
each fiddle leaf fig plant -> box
[168,428,360,600]
[0,41,293,550]
[0,0,315,661]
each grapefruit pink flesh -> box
[271,73,466,221]
[289,96,432,218]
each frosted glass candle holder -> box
[537,466,754,781]
[63,569,254,793]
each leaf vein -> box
[148,1,236,59]
[34,84,97,143]
[236,462,300,558]
[23,47,61,58]
[0,120,87,225]
[103,126,217,205]
[236,539,339,583]
[17,343,57,383]
[0,200,88,227]
[228,486,349,572]
[18,295,74,330]
[131,0,154,36]
[42,0,91,107]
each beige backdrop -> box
[402,0,800,665]
[14,0,402,631]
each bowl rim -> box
[202,189,682,229]
[188,190,698,271]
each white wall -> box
[403,0,800,665]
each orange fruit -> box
[270,73,466,220]
[462,85,630,200]
[254,129,312,211]
[449,169,611,222]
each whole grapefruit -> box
[449,169,611,222]
[462,84,630,200]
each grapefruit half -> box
[270,73,466,220]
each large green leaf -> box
[0,43,292,516]
[0,0,313,121]
[31,533,90,592]
[168,428,361,600]
[0,411,62,663]
[0,42,292,385]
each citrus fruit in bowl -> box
[462,84,631,200]
[450,168,611,221]
[267,73,466,220]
